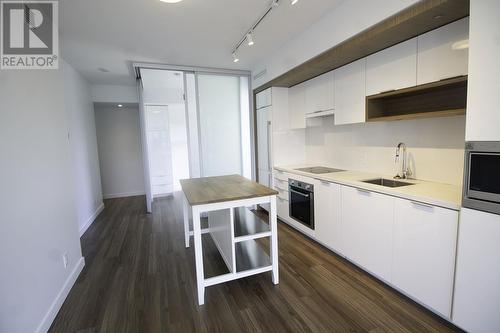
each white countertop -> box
[274,164,462,211]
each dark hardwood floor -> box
[50,194,461,332]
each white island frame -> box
[183,193,279,306]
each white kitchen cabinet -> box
[366,38,417,96]
[417,18,469,85]
[305,71,334,114]
[256,88,272,109]
[270,87,290,132]
[392,198,458,317]
[288,81,307,129]
[334,58,366,125]
[465,0,500,141]
[277,195,289,220]
[341,186,394,282]
[314,180,343,254]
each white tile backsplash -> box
[304,115,466,186]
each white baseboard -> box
[35,257,85,333]
[79,202,105,237]
[103,191,145,199]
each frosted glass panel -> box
[198,74,242,177]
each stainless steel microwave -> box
[463,141,500,215]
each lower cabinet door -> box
[341,186,394,282]
[392,198,458,317]
[314,180,343,254]
[277,195,289,220]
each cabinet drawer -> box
[273,182,288,192]
[273,172,289,183]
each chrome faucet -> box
[394,142,411,179]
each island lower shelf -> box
[209,207,272,274]
[235,238,271,272]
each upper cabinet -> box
[270,87,290,132]
[417,18,469,85]
[334,58,366,125]
[305,71,335,114]
[256,88,272,109]
[289,81,307,129]
[366,38,417,96]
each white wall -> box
[91,84,138,104]
[304,116,466,186]
[251,0,418,88]
[465,0,500,141]
[64,64,104,236]
[94,104,145,198]
[0,62,84,333]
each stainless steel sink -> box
[362,178,414,188]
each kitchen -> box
[254,1,499,332]
[2,0,500,332]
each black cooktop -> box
[295,166,345,174]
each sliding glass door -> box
[197,74,244,177]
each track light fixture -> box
[232,51,239,63]
[246,32,254,46]
[231,0,298,62]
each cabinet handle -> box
[411,201,434,210]
[357,188,371,195]
[321,181,331,186]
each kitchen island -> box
[180,174,279,305]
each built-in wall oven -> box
[289,179,314,229]
[463,141,500,215]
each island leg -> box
[270,195,279,284]
[183,194,190,248]
[192,206,205,305]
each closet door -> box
[145,105,174,196]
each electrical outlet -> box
[62,253,68,269]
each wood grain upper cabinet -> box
[341,186,395,282]
[289,81,307,129]
[417,17,469,85]
[256,88,272,109]
[366,38,417,96]
[305,71,335,114]
[314,180,342,254]
[392,198,458,318]
[334,58,366,125]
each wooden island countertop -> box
[180,174,278,206]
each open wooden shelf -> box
[233,207,271,242]
[235,239,271,272]
[366,76,467,122]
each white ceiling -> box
[60,0,344,86]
